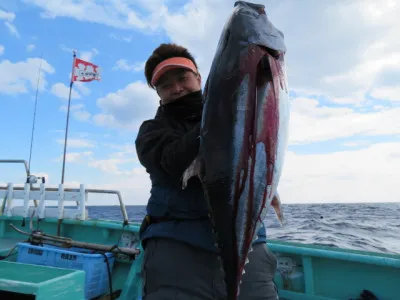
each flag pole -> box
[61,50,76,184]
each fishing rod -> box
[9,223,140,258]
[23,54,45,219]
[28,52,43,174]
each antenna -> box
[28,52,43,171]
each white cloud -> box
[370,86,400,102]
[51,82,81,100]
[278,0,400,104]
[68,144,151,205]
[80,48,99,63]
[59,44,99,63]
[92,113,116,128]
[60,104,84,112]
[5,21,19,38]
[113,59,145,72]
[24,0,167,32]
[0,45,3,55]
[53,151,93,163]
[342,140,371,148]
[0,9,19,38]
[73,110,91,122]
[74,81,91,96]
[279,142,400,203]
[93,81,159,131]
[34,172,50,183]
[88,158,138,176]
[0,57,55,95]
[289,97,400,144]
[87,144,139,173]
[109,33,133,43]
[56,138,95,148]
[26,44,35,52]
[105,143,138,158]
[0,9,15,22]
[82,172,151,206]
[59,44,75,54]
[59,102,92,122]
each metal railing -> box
[0,185,130,225]
[0,159,130,225]
[0,159,30,176]
[85,188,129,225]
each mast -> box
[60,50,76,184]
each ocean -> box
[88,203,400,255]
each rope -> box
[0,191,8,216]
[99,252,114,299]
[0,244,18,260]
[0,234,36,260]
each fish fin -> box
[182,155,204,190]
[271,192,285,226]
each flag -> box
[72,57,101,82]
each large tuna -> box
[182,1,290,299]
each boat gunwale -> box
[0,215,140,232]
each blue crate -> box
[17,242,115,300]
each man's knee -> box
[238,243,279,300]
[262,244,278,277]
[245,243,277,279]
[142,238,226,300]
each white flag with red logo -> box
[72,58,101,82]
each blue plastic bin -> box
[17,242,115,300]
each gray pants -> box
[238,243,279,300]
[141,238,278,300]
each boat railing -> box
[0,183,130,225]
[0,159,40,208]
[0,158,130,225]
[0,159,31,177]
[84,187,129,225]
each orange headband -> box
[151,57,198,86]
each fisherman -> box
[135,43,279,300]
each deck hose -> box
[100,252,113,299]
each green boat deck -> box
[0,260,85,300]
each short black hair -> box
[144,43,198,89]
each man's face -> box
[155,68,201,104]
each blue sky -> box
[0,0,399,205]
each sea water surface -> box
[88,203,400,255]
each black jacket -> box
[135,91,217,251]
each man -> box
[135,43,278,299]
